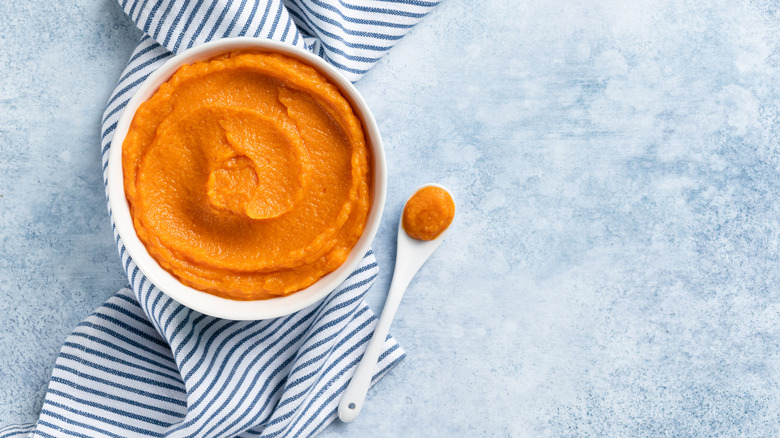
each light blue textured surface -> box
[2,0,780,436]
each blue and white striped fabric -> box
[1,0,440,436]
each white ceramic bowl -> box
[107,38,386,320]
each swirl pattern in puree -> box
[122,52,370,300]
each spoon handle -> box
[337,260,414,423]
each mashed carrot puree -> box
[402,187,454,241]
[122,51,370,300]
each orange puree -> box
[402,187,455,241]
[122,51,371,300]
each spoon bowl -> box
[392,183,453,281]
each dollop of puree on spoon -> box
[402,186,455,240]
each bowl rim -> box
[107,37,386,320]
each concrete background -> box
[2,0,780,436]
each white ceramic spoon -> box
[338,183,454,423]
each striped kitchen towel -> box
[0,0,440,436]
